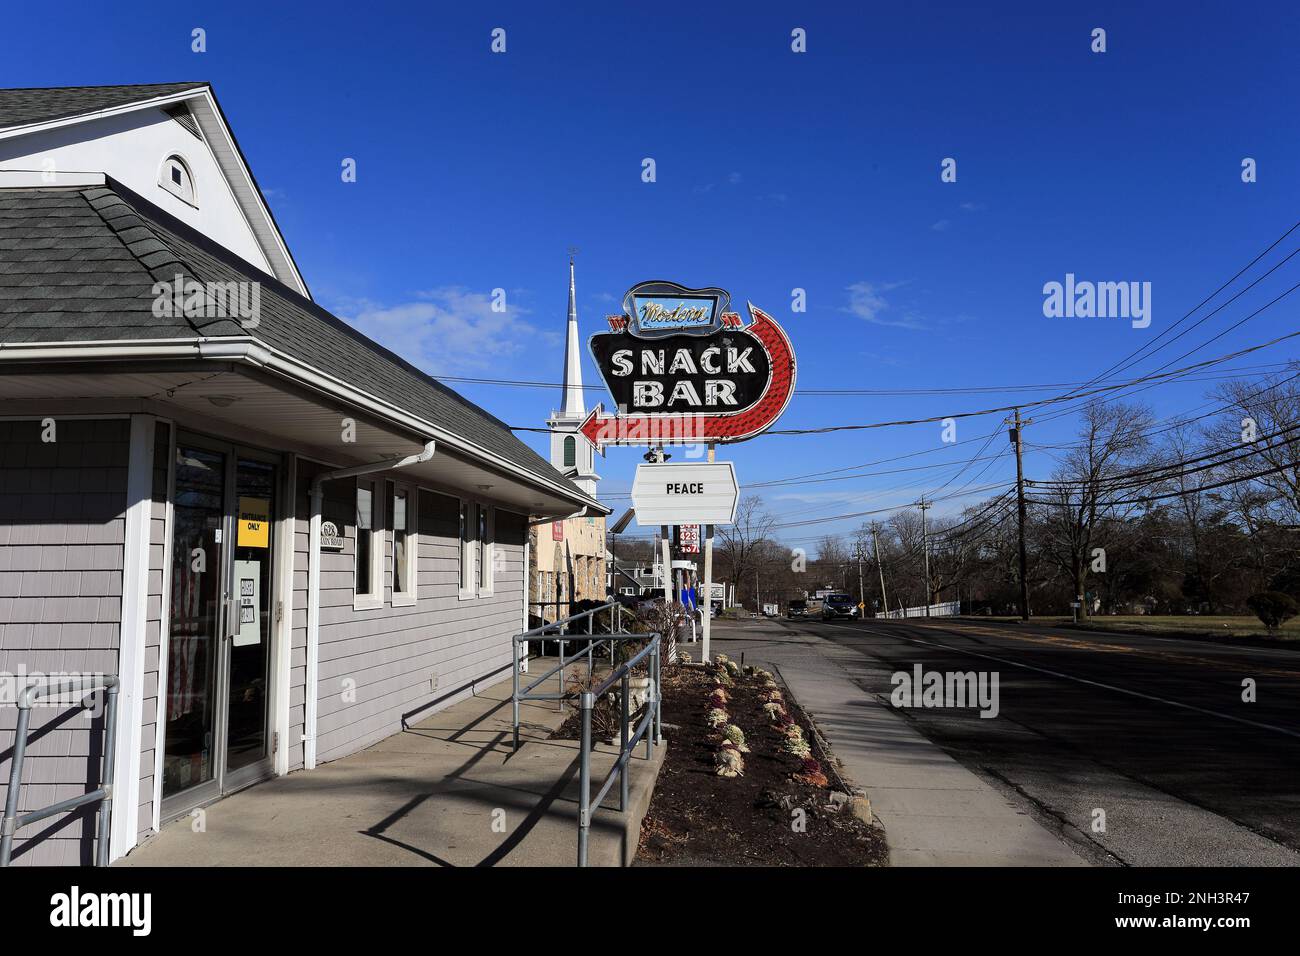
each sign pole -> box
[702,522,714,663]
[701,440,716,663]
[660,525,672,605]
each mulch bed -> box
[633,659,888,867]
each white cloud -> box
[931,219,951,232]
[842,281,925,330]
[333,286,546,375]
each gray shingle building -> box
[0,82,605,864]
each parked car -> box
[821,593,859,620]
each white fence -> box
[878,600,960,619]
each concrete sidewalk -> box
[711,620,1087,867]
[121,665,664,867]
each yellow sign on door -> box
[238,497,270,548]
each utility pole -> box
[918,497,931,617]
[873,522,888,618]
[1011,408,1031,621]
[857,546,866,620]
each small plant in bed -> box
[636,657,887,866]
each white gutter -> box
[0,336,606,514]
[528,506,587,529]
[304,441,435,768]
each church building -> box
[527,258,607,623]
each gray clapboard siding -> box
[137,421,170,839]
[290,467,526,767]
[0,418,128,865]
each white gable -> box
[0,88,307,297]
[0,106,273,274]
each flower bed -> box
[636,657,887,866]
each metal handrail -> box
[1,674,120,867]
[510,601,662,865]
[576,634,660,866]
[513,599,627,750]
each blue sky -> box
[6,1,1300,546]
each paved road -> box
[766,616,1300,866]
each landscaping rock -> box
[851,794,873,824]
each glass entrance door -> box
[224,457,276,779]
[163,437,278,816]
[162,444,226,806]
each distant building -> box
[608,554,661,598]
[528,258,607,621]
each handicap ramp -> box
[120,669,664,867]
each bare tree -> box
[1037,399,1155,617]
[716,495,777,608]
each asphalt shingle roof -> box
[0,83,207,129]
[0,182,587,501]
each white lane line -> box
[822,619,1300,742]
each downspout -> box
[304,441,435,769]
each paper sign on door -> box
[233,560,261,646]
[238,497,270,548]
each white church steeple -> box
[560,256,585,419]
[548,253,599,496]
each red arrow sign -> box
[580,302,796,450]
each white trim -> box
[352,477,384,611]
[185,89,309,296]
[110,413,156,861]
[389,480,417,607]
[272,453,296,776]
[0,170,106,188]
[457,498,475,600]
[150,419,177,833]
[0,336,605,515]
[157,151,198,208]
[0,89,205,141]
[478,506,496,598]
[305,488,322,770]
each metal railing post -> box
[512,637,521,752]
[647,640,657,757]
[587,613,594,678]
[578,691,593,867]
[619,672,630,812]
[0,700,33,867]
[655,636,663,745]
[558,638,566,712]
[96,683,119,867]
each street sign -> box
[631,462,739,526]
[582,282,796,450]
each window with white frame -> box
[159,154,196,206]
[458,499,474,598]
[355,479,381,605]
[458,499,495,598]
[478,505,494,596]
[391,483,416,604]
